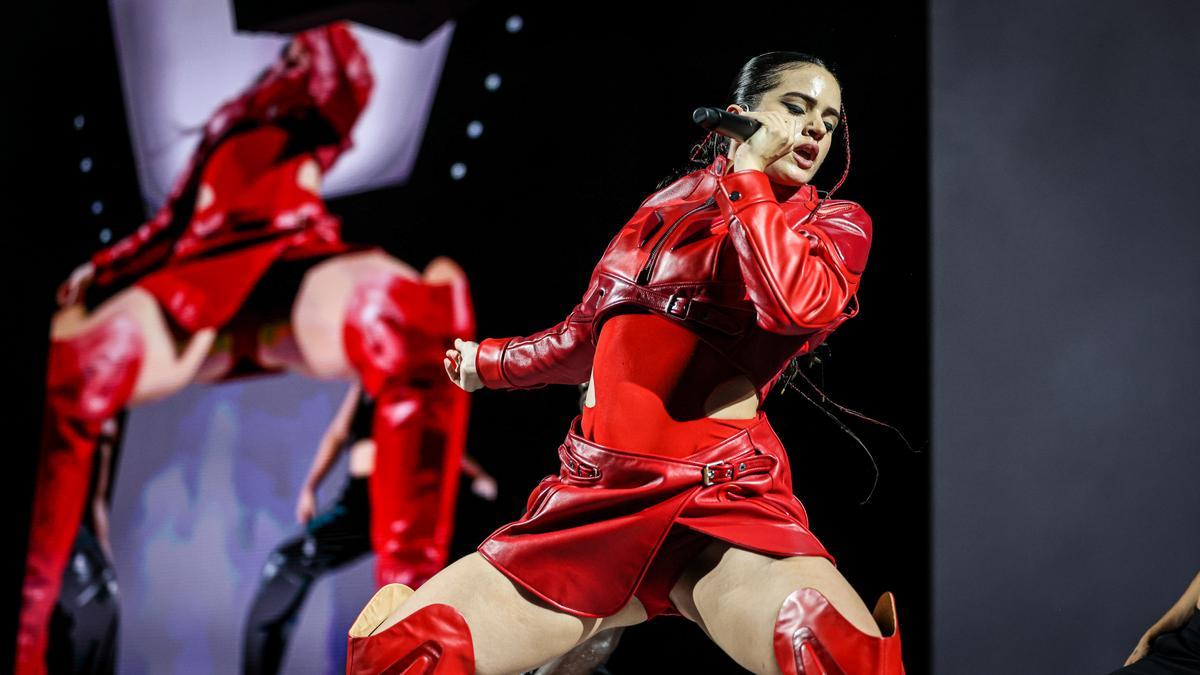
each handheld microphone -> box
[692,107,762,142]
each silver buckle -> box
[702,460,724,487]
[666,292,689,318]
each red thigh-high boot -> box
[342,270,475,587]
[17,316,143,675]
[773,588,905,675]
[407,269,473,586]
[346,584,474,674]
[370,381,435,586]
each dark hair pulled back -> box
[659,51,851,200]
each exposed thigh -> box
[380,552,644,675]
[52,288,193,404]
[673,541,878,675]
[287,250,420,378]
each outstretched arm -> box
[56,210,180,307]
[295,381,361,523]
[1125,570,1200,666]
[446,266,604,391]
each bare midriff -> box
[580,312,759,458]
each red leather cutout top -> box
[581,312,756,458]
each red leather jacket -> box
[474,153,872,404]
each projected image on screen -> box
[109,0,452,210]
[17,5,471,675]
[111,376,374,674]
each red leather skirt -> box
[477,412,834,619]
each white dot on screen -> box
[99,228,112,243]
[484,73,502,91]
[450,163,467,180]
[73,115,86,130]
[80,157,93,173]
[91,201,103,215]
[467,121,484,138]
[505,15,524,33]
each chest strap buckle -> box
[665,292,690,318]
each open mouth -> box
[793,142,818,169]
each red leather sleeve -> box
[715,169,871,334]
[90,212,177,287]
[473,267,602,390]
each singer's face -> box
[734,64,842,186]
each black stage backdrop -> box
[3,1,929,672]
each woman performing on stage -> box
[346,52,906,674]
[21,22,474,674]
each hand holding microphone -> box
[693,106,800,173]
[693,107,762,141]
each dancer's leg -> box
[242,538,313,675]
[52,289,216,405]
[358,553,645,675]
[295,251,472,586]
[21,290,214,675]
[242,478,371,675]
[670,541,901,675]
[369,257,473,586]
[533,627,625,675]
[258,250,471,585]
[286,249,421,380]
[46,525,119,675]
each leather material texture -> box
[87,23,372,332]
[478,412,832,618]
[343,272,475,588]
[773,588,905,675]
[579,312,759,459]
[18,317,143,675]
[346,585,473,675]
[474,152,871,404]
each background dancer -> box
[243,382,496,675]
[46,416,122,675]
[1112,570,1200,675]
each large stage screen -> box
[109,0,451,210]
